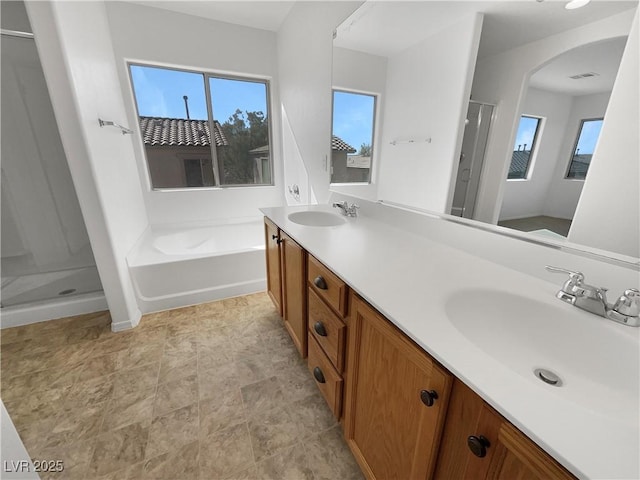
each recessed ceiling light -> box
[565,0,591,10]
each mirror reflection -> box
[332,1,638,259]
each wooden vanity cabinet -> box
[434,380,575,480]
[264,218,282,315]
[264,218,307,357]
[280,231,307,357]
[344,294,453,480]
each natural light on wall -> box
[129,64,272,189]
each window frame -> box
[330,88,378,186]
[127,62,274,191]
[507,114,543,181]
[564,117,603,181]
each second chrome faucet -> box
[333,201,359,217]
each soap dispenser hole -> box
[534,368,562,387]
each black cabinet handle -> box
[314,276,328,290]
[271,234,278,240]
[314,321,328,337]
[467,435,491,458]
[276,238,283,245]
[313,367,326,383]
[419,389,438,407]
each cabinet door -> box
[434,380,575,480]
[344,295,452,480]
[281,231,307,357]
[264,218,282,315]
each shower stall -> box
[1,26,103,322]
[450,101,494,219]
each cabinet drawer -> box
[308,255,348,317]
[308,288,346,372]
[308,335,343,419]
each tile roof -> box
[332,135,357,153]
[508,150,532,178]
[567,154,592,178]
[139,116,228,147]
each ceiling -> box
[529,36,628,95]
[127,1,296,31]
[333,1,637,58]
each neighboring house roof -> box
[139,116,228,147]
[509,150,532,177]
[567,154,592,178]
[249,145,270,155]
[332,135,357,153]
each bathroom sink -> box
[444,288,639,422]
[288,211,346,227]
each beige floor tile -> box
[198,343,235,371]
[145,403,199,459]
[289,394,337,439]
[247,404,302,462]
[200,388,245,437]
[45,402,107,448]
[112,362,159,399]
[153,374,198,417]
[241,376,285,418]
[76,350,128,383]
[158,354,197,385]
[123,342,164,370]
[1,364,83,403]
[303,425,364,480]
[143,440,199,479]
[199,422,254,479]
[102,392,155,432]
[31,436,97,480]
[91,462,144,480]
[275,364,318,403]
[255,445,315,480]
[65,375,115,409]
[87,422,149,477]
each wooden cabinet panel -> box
[344,294,452,480]
[434,380,575,480]
[281,231,307,357]
[308,335,343,419]
[308,255,348,317]
[264,217,281,315]
[307,288,346,372]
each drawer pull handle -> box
[313,367,326,383]
[314,276,328,290]
[314,321,328,337]
[271,234,278,240]
[276,238,283,245]
[419,389,438,407]
[467,435,491,458]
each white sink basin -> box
[444,288,639,423]
[288,211,346,227]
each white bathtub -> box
[127,218,266,313]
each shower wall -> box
[1,5,102,309]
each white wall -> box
[543,91,611,219]
[569,11,639,258]
[499,88,573,221]
[471,9,635,225]
[104,2,284,225]
[277,2,362,207]
[377,13,484,214]
[330,47,387,201]
[26,1,148,330]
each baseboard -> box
[0,292,108,329]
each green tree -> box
[217,109,269,184]
[358,143,372,156]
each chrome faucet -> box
[545,265,640,326]
[332,201,359,217]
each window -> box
[566,118,603,180]
[129,64,272,189]
[508,115,542,180]
[331,90,376,184]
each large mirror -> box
[332,1,638,261]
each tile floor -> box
[1,292,363,480]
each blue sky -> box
[514,115,602,154]
[130,65,267,122]
[332,91,375,154]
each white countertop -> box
[261,202,640,480]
